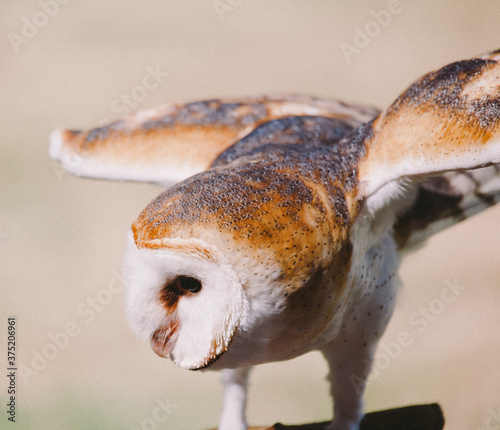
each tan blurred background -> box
[1,1,500,429]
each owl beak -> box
[150,325,178,358]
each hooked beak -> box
[150,324,178,358]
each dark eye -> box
[177,276,202,293]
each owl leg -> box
[218,367,252,430]
[322,341,377,430]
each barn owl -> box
[50,50,500,430]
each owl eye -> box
[159,276,202,308]
[177,276,202,293]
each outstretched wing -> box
[356,50,500,248]
[394,165,500,250]
[50,95,378,187]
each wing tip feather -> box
[49,128,65,160]
[49,128,81,161]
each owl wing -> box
[356,50,500,248]
[394,166,500,250]
[49,95,378,187]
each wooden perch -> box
[210,403,444,430]
[358,403,444,430]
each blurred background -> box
[1,1,500,429]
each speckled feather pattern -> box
[359,51,500,197]
[50,95,379,186]
[132,140,365,304]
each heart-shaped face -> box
[124,232,245,370]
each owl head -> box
[123,156,354,370]
[124,230,247,370]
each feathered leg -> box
[219,367,252,430]
[322,340,377,430]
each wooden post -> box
[210,403,445,430]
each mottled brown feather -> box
[358,51,500,195]
[51,95,379,185]
[131,136,369,300]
